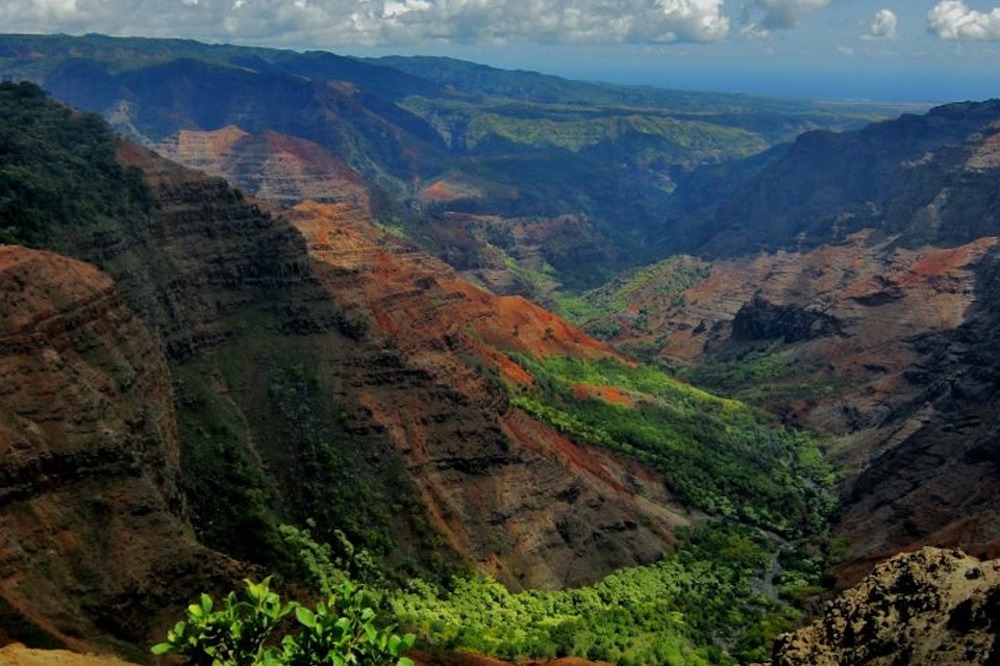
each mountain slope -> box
[572,98,1000,585]
[0,80,844,662]
[0,32,911,295]
[0,246,235,660]
[702,99,1000,255]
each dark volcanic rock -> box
[731,293,843,343]
[769,548,1000,666]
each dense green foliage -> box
[556,255,711,336]
[381,355,835,664]
[393,524,803,665]
[276,519,818,664]
[153,577,414,666]
[678,343,836,405]
[174,341,456,585]
[0,81,152,245]
[508,355,834,536]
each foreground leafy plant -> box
[153,578,414,666]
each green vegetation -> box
[373,353,834,664]
[0,81,153,246]
[556,255,710,331]
[174,336,456,584]
[393,524,805,665]
[261,519,819,665]
[153,577,414,666]
[507,355,834,536]
[400,96,767,158]
[678,344,842,405]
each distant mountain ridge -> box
[0,32,911,295]
[4,33,1000,665]
[702,98,1000,255]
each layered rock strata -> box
[0,247,231,655]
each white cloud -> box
[836,45,854,56]
[928,1,1000,40]
[0,0,733,46]
[864,8,898,40]
[741,23,771,39]
[754,0,831,30]
[736,0,832,38]
[1,0,79,21]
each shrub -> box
[152,578,414,666]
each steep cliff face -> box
[0,247,231,656]
[282,200,690,589]
[769,548,1000,666]
[831,247,1000,583]
[111,137,688,589]
[154,127,371,209]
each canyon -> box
[1,33,1000,665]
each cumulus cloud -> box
[928,1,1000,40]
[864,8,898,39]
[735,0,832,38]
[754,0,831,30]
[0,0,732,47]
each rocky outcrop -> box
[768,548,1000,666]
[731,294,843,343]
[0,247,233,655]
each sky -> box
[3,0,1000,102]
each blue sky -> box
[3,0,1000,102]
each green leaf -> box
[295,605,317,629]
[150,643,173,655]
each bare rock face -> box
[108,142,686,590]
[155,127,371,209]
[769,547,1000,666]
[0,247,230,655]
[285,200,691,589]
